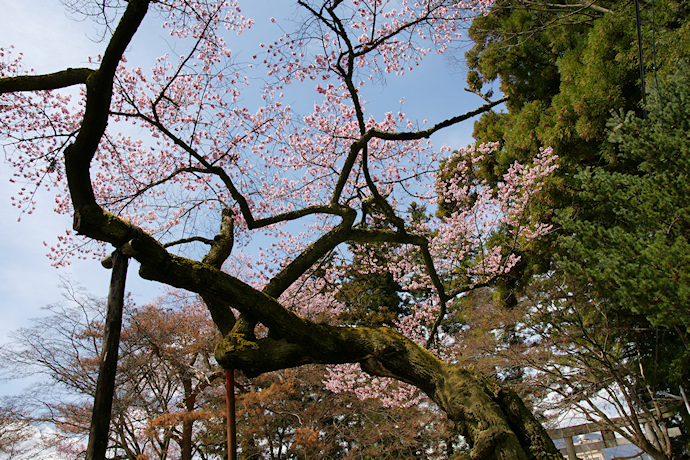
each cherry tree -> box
[1,1,561,458]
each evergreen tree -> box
[457,2,690,455]
[555,67,690,395]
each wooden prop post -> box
[86,249,129,459]
[226,368,237,460]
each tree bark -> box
[180,377,195,460]
[214,327,561,460]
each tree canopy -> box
[0,0,565,458]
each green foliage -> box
[464,0,690,319]
[463,2,690,451]
[466,2,565,111]
[335,265,407,327]
[333,204,436,327]
[554,69,690,386]
[468,0,690,177]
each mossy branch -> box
[0,68,94,93]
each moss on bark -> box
[214,324,560,459]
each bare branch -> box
[366,97,507,142]
[163,236,215,248]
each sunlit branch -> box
[252,204,355,229]
[330,138,362,205]
[348,228,428,246]
[419,244,450,347]
[263,205,357,298]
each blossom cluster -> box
[0,1,565,410]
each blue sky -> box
[0,1,487,356]
[0,0,132,340]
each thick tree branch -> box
[0,68,94,93]
[347,228,450,345]
[332,97,506,206]
[263,205,356,298]
[367,97,507,142]
[200,208,237,335]
[164,236,215,248]
[348,227,420,243]
[214,321,559,460]
[201,208,235,270]
[65,0,151,233]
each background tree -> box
[457,0,690,456]
[0,284,223,459]
[0,397,44,459]
[543,67,690,459]
[2,283,467,459]
[235,365,460,459]
[0,1,567,458]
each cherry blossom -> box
[0,2,564,456]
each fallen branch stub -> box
[101,253,114,269]
[121,237,143,257]
[100,225,144,269]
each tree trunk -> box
[180,418,193,460]
[180,378,196,460]
[214,326,561,460]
